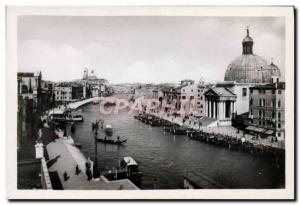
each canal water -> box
[68,103,284,189]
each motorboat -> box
[102,156,142,184]
[120,157,143,182]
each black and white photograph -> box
[6,6,295,200]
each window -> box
[197,102,200,105]
[242,88,247,96]
[191,89,193,92]
[278,112,281,119]
[272,112,275,118]
[190,96,194,100]
[200,96,203,100]
[182,96,186,100]
[250,98,253,106]
[198,89,200,92]
[259,99,262,106]
[200,104,203,108]
[250,109,253,115]
[259,110,261,117]
[278,100,281,107]
[278,123,281,128]
[263,99,265,106]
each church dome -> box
[224,28,281,83]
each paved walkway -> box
[146,111,285,149]
[46,138,138,190]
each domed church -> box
[204,28,282,127]
[224,27,281,83]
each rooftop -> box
[46,138,138,190]
[205,87,236,97]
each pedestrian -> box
[63,171,70,181]
[75,165,81,175]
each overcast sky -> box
[18,16,285,84]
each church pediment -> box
[204,88,219,97]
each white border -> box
[6,6,295,200]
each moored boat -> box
[120,157,142,183]
[101,156,142,185]
[96,136,127,145]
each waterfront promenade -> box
[144,110,285,150]
[46,137,138,190]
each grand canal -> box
[68,103,284,189]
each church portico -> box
[204,87,237,126]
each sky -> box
[18,16,285,84]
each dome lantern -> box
[242,27,253,55]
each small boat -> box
[66,114,84,122]
[96,137,127,145]
[120,157,142,182]
[104,125,113,136]
[101,157,142,185]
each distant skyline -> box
[18,16,285,84]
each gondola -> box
[96,137,127,145]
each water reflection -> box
[69,103,284,189]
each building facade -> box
[204,87,237,126]
[176,79,207,117]
[54,83,85,104]
[247,81,285,141]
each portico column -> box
[233,101,236,114]
[205,100,208,117]
[230,101,234,119]
[218,101,221,120]
[213,101,217,119]
[211,100,214,118]
[223,101,226,119]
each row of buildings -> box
[54,68,113,104]
[17,68,112,152]
[137,28,285,142]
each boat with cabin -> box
[102,157,142,185]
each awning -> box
[246,126,268,134]
[246,126,257,132]
[255,127,265,133]
[264,129,274,135]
